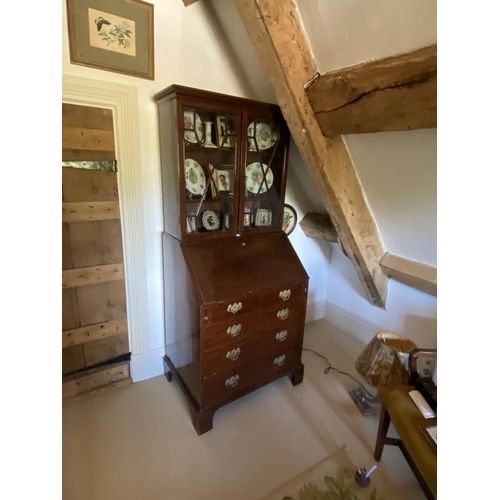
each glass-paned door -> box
[241,112,288,231]
[181,105,238,237]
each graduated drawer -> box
[258,282,307,309]
[258,322,305,352]
[204,293,262,326]
[202,337,260,377]
[203,282,306,326]
[201,321,304,377]
[201,345,302,408]
[202,299,306,351]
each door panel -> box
[62,103,131,402]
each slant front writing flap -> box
[182,232,309,304]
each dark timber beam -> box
[306,44,437,136]
[234,0,388,307]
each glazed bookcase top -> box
[154,85,290,242]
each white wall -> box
[325,246,437,350]
[62,0,329,380]
[345,130,437,266]
[295,0,437,73]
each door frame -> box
[62,74,149,380]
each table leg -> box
[374,405,391,461]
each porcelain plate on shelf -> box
[185,159,206,195]
[184,109,203,144]
[201,210,220,231]
[283,203,298,235]
[247,120,278,151]
[246,162,274,194]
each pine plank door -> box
[62,104,131,404]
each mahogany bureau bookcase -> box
[154,85,309,434]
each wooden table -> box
[374,385,437,499]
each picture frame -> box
[243,209,251,228]
[216,115,236,148]
[209,165,219,198]
[66,0,154,80]
[283,203,298,235]
[186,213,197,234]
[255,208,272,227]
[216,168,234,193]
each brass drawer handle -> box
[227,302,243,314]
[274,355,286,366]
[279,289,291,301]
[227,324,242,337]
[277,308,289,320]
[225,375,239,387]
[226,348,241,361]
[275,330,288,342]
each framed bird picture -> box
[66,0,154,80]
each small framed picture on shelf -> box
[255,208,272,226]
[186,213,197,234]
[243,208,251,228]
[217,169,234,193]
[208,164,218,198]
[216,115,236,148]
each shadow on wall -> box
[330,245,369,298]
[200,0,276,102]
[286,141,333,265]
[287,141,326,214]
[403,314,437,349]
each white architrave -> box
[62,74,149,378]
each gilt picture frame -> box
[66,0,154,80]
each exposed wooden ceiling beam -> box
[306,44,437,136]
[182,0,199,6]
[380,253,437,296]
[234,0,388,307]
[299,212,338,243]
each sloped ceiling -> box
[295,0,437,72]
[186,0,437,298]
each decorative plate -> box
[247,120,278,151]
[283,203,298,235]
[246,162,274,194]
[201,210,220,231]
[185,159,206,195]
[184,109,203,144]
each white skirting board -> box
[305,299,326,323]
[130,347,166,383]
[323,301,384,344]
[130,300,328,383]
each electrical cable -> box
[303,347,376,397]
